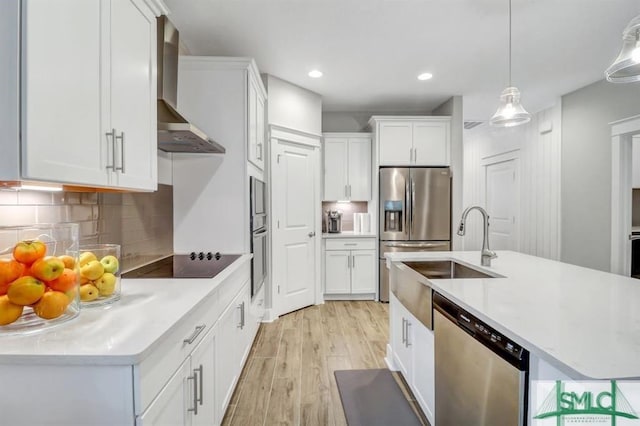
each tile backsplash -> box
[0,185,173,271]
[321,201,369,232]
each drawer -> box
[325,238,376,250]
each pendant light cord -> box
[508,0,512,87]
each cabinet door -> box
[247,76,264,169]
[215,294,243,423]
[389,294,411,378]
[378,122,413,166]
[191,327,216,426]
[324,250,351,294]
[350,250,376,294]
[412,321,435,425]
[412,121,449,166]
[323,138,349,201]
[21,0,109,186]
[110,0,157,190]
[137,360,193,426]
[255,92,266,170]
[347,138,371,201]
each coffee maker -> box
[326,210,342,233]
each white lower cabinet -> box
[389,292,435,424]
[323,238,376,299]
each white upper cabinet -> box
[18,0,158,190]
[323,133,371,201]
[247,72,267,170]
[372,117,451,167]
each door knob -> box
[308,232,316,237]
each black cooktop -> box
[122,252,242,279]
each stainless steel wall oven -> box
[250,177,267,298]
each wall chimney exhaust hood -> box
[157,16,225,153]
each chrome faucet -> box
[457,206,497,267]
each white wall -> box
[463,103,562,261]
[433,97,463,250]
[562,80,640,271]
[263,74,322,135]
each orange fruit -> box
[0,295,24,325]
[57,255,76,270]
[47,268,77,292]
[33,291,69,320]
[0,259,25,294]
[12,240,46,265]
[7,276,45,306]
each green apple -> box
[94,272,117,296]
[100,255,119,274]
[79,252,97,267]
[80,260,104,281]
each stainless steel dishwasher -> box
[433,292,529,426]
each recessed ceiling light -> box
[417,72,433,81]
[308,70,323,78]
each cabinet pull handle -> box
[196,364,204,406]
[183,324,206,345]
[343,243,358,246]
[348,184,351,198]
[115,131,125,173]
[401,318,406,344]
[187,373,198,415]
[238,302,246,329]
[406,321,412,347]
[106,129,116,169]
[242,301,246,329]
[345,185,348,197]
[257,143,263,160]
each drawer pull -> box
[183,324,206,345]
[343,243,358,246]
[196,364,204,407]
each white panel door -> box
[110,0,156,190]
[136,360,192,426]
[324,250,350,294]
[272,141,317,315]
[486,160,519,250]
[350,250,376,293]
[413,121,449,166]
[347,138,372,201]
[379,122,413,166]
[21,0,108,186]
[323,138,348,200]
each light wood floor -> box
[221,300,429,426]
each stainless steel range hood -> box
[157,16,225,153]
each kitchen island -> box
[0,254,260,426]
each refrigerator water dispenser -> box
[383,200,404,232]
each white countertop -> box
[322,231,377,238]
[385,250,640,380]
[0,254,252,366]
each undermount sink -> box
[404,260,500,279]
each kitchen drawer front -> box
[325,238,376,251]
[135,289,220,414]
[217,261,251,313]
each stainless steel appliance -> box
[122,252,241,278]
[156,16,225,153]
[326,210,342,233]
[250,177,267,298]
[433,292,529,426]
[379,167,451,301]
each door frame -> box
[480,151,521,252]
[267,125,322,321]
[610,114,640,275]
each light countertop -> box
[0,254,252,366]
[385,250,640,380]
[322,231,377,238]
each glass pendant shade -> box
[605,15,640,83]
[490,86,531,127]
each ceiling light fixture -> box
[490,0,531,128]
[417,72,433,81]
[308,70,323,78]
[605,15,640,83]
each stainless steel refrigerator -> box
[379,167,451,301]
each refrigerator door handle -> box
[405,178,410,236]
[411,179,416,234]
[384,242,449,249]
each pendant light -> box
[490,0,531,127]
[605,15,640,83]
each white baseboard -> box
[324,293,376,301]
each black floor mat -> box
[334,369,422,426]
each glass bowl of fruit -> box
[78,244,121,307]
[0,223,81,334]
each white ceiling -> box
[163,0,639,121]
